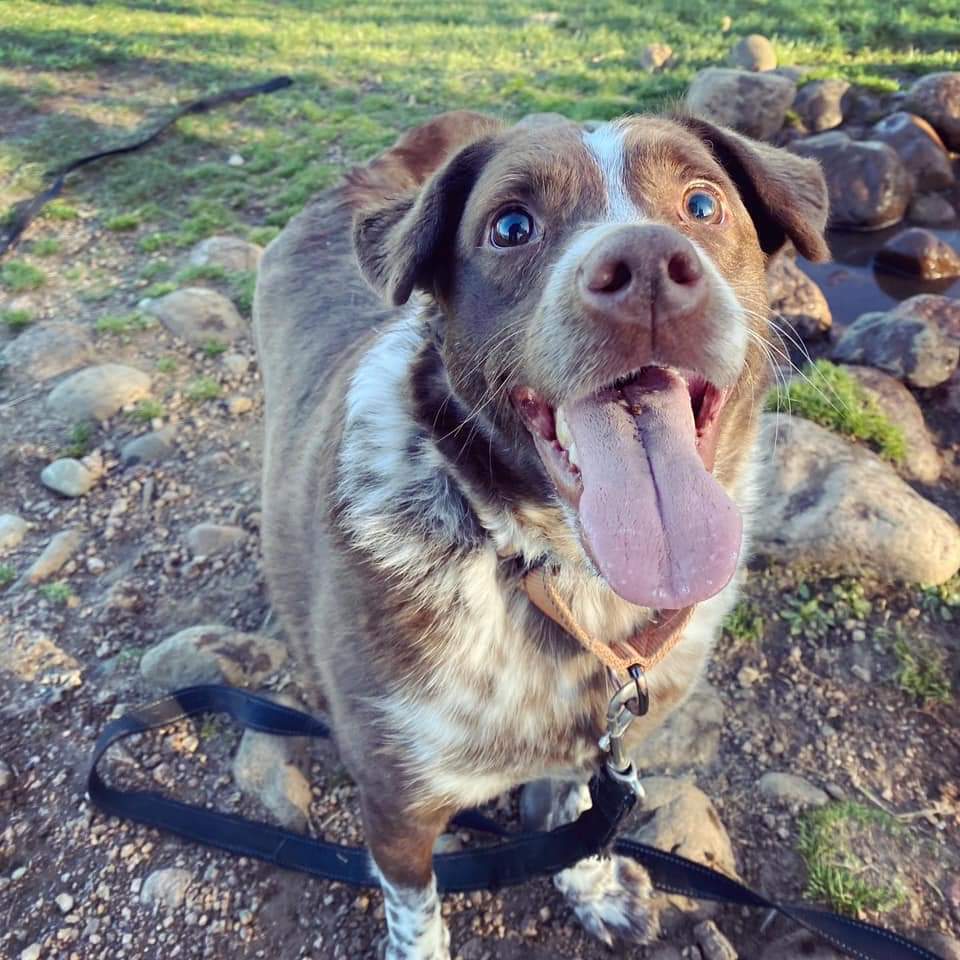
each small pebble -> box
[55,892,75,914]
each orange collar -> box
[519,564,696,678]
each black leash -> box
[0,76,293,258]
[87,685,942,960]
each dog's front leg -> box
[547,780,660,946]
[364,793,454,960]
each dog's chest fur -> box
[335,309,741,810]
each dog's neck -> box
[337,308,658,645]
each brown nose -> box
[577,225,707,327]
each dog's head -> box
[354,113,829,610]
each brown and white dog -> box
[253,110,829,958]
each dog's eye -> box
[491,208,534,248]
[683,188,722,224]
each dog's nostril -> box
[589,259,632,295]
[666,250,702,286]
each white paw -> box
[554,853,660,946]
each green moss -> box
[768,360,906,464]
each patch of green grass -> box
[176,264,227,285]
[1,308,33,331]
[892,630,951,705]
[140,232,179,254]
[140,261,171,282]
[768,360,906,465]
[105,211,142,232]
[129,398,165,423]
[39,580,74,605]
[249,226,279,247]
[143,281,177,299]
[919,575,960,623]
[95,312,150,336]
[200,338,227,357]
[228,271,256,317]
[1,260,46,292]
[30,237,61,257]
[722,600,765,646]
[63,421,94,459]
[0,564,15,588]
[797,802,907,916]
[781,580,872,640]
[43,201,79,222]
[155,356,178,374]
[186,376,222,402]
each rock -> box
[758,772,829,807]
[640,42,672,73]
[519,778,556,832]
[0,758,13,791]
[185,522,246,557]
[233,717,312,830]
[909,193,957,225]
[840,86,892,127]
[844,366,942,483]
[632,681,724,772]
[649,947,684,960]
[226,394,253,416]
[227,153,245,167]
[729,34,776,72]
[25,528,84,584]
[760,930,845,959]
[629,778,737,930]
[140,867,192,910]
[55,892,75,914]
[47,363,151,421]
[144,287,246,346]
[120,426,176,466]
[19,945,42,960]
[0,513,28,553]
[0,321,93,382]
[767,255,832,339]
[875,227,960,279]
[222,352,249,379]
[686,68,796,141]
[789,132,912,230]
[754,415,960,584]
[188,235,263,273]
[792,78,849,132]
[140,624,287,689]
[40,458,97,498]
[871,112,954,192]
[906,71,960,150]
[893,294,960,344]
[832,306,959,388]
[918,932,960,960]
[737,665,760,688]
[694,920,738,960]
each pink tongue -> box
[564,369,741,608]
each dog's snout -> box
[577,225,707,325]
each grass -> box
[781,580,872,640]
[919,575,960,623]
[1,308,32,331]
[892,630,951,705]
[30,237,61,256]
[0,564,15,588]
[176,264,227,285]
[155,356,178,374]
[722,599,765,647]
[1,259,46,292]
[129,398,165,423]
[95,311,150,336]
[39,580,75,605]
[201,339,228,357]
[63,421,94,459]
[768,360,906,464]
[105,211,142,232]
[186,376,222,402]
[143,281,177,299]
[797,801,907,916]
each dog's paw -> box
[554,853,659,946]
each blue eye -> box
[491,208,534,247]
[685,190,720,222]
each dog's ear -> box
[352,114,502,306]
[678,115,831,263]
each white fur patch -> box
[582,122,643,223]
[373,866,450,960]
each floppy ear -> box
[677,115,831,263]
[353,139,495,305]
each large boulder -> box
[728,34,777,72]
[767,255,832,339]
[871,112,954,192]
[793,79,849,132]
[47,363,151,421]
[754,415,960,584]
[789,131,913,230]
[145,287,247,346]
[686,68,796,140]
[874,227,960,279]
[0,322,93,382]
[905,71,960,150]
[832,304,959,388]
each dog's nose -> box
[577,225,707,326]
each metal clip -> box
[598,667,648,798]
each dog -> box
[253,109,829,959]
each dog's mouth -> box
[512,366,742,609]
